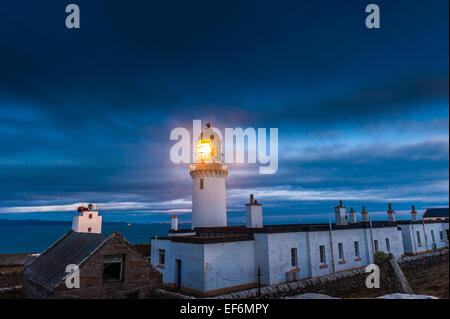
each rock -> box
[377,293,439,299]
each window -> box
[416,231,422,245]
[88,227,92,232]
[158,249,165,265]
[338,243,344,260]
[319,245,326,264]
[440,231,445,241]
[200,179,204,190]
[291,248,298,268]
[374,240,379,252]
[89,214,92,219]
[431,230,435,243]
[385,238,390,252]
[103,255,124,283]
[354,241,360,257]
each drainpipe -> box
[369,217,375,263]
[422,219,429,252]
[328,217,336,274]
[411,224,417,254]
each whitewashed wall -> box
[203,241,256,291]
[192,176,227,227]
[151,239,205,291]
[399,222,448,254]
[71,211,102,233]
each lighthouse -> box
[190,123,228,228]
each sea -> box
[0,222,174,254]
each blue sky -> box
[0,0,448,223]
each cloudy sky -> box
[0,0,448,223]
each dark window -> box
[103,255,124,283]
[89,214,92,219]
[385,238,390,252]
[338,243,344,260]
[319,245,326,264]
[200,179,204,190]
[431,230,435,243]
[88,227,92,232]
[354,241,360,257]
[158,249,165,265]
[416,231,422,245]
[291,248,298,268]
[374,240,379,252]
[440,231,445,241]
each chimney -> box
[410,205,418,222]
[349,207,357,223]
[361,206,369,222]
[171,215,179,231]
[334,201,347,225]
[246,194,263,228]
[387,203,396,222]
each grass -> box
[403,261,449,299]
[339,261,449,299]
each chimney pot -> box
[171,215,179,231]
[339,200,343,207]
[250,194,254,204]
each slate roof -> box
[24,230,112,292]
[423,208,449,219]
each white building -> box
[151,124,449,297]
[72,203,102,234]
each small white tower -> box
[171,215,179,231]
[410,205,418,221]
[348,207,357,224]
[334,200,347,226]
[361,206,369,222]
[72,203,102,233]
[190,123,228,228]
[246,194,263,228]
[387,203,396,222]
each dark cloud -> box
[0,0,448,220]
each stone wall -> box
[212,249,449,299]
[22,233,162,299]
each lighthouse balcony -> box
[190,162,228,171]
[189,163,228,178]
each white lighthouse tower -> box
[190,123,228,228]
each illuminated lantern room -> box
[194,123,222,163]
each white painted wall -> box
[398,222,449,254]
[151,239,205,291]
[192,176,227,228]
[72,210,102,233]
[203,241,256,291]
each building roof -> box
[154,218,450,244]
[24,230,112,292]
[423,208,449,219]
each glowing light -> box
[197,139,212,161]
